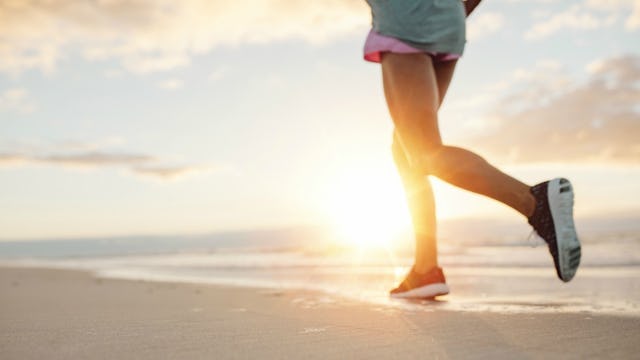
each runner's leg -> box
[391,58,458,274]
[382,53,535,218]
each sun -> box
[325,167,411,250]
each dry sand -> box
[1,266,638,359]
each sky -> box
[0,0,639,240]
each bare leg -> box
[382,53,535,218]
[393,136,438,273]
[391,58,459,274]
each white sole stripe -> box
[390,283,450,299]
[548,178,580,282]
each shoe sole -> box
[548,178,581,282]
[389,283,450,299]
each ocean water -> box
[1,218,639,316]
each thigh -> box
[388,56,458,173]
[382,53,442,149]
[433,59,457,107]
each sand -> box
[1,266,639,359]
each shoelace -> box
[527,183,576,248]
[526,229,545,248]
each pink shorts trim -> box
[364,30,460,63]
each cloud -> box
[132,164,205,180]
[157,78,183,90]
[586,0,640,30]
[209,67,228,82]
[525,4,611,40]
[0,87,36,113]
[629,2,640,29]
[0,0,368,75]
[0,153,28,166]
[465,54,640,164]
[525,0,640,40]
[0,140,205,180]
[35,151,154,167]
[467,12,505,41]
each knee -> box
[391,136,410,171]
[394,140,447,175]
[392,137,425,186]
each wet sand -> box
[1,266,639,359]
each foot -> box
[528,178,581,282]
[390,266,449,299]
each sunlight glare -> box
[326,168,411,251]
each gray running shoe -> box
[528,178,581,282]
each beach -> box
[2,266,639,359]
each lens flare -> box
[326,169,411,251]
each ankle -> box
[413,262,438,275]
[523,190,536,219]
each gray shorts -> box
[365,0,467,56]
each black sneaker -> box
[528,178,581,282]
